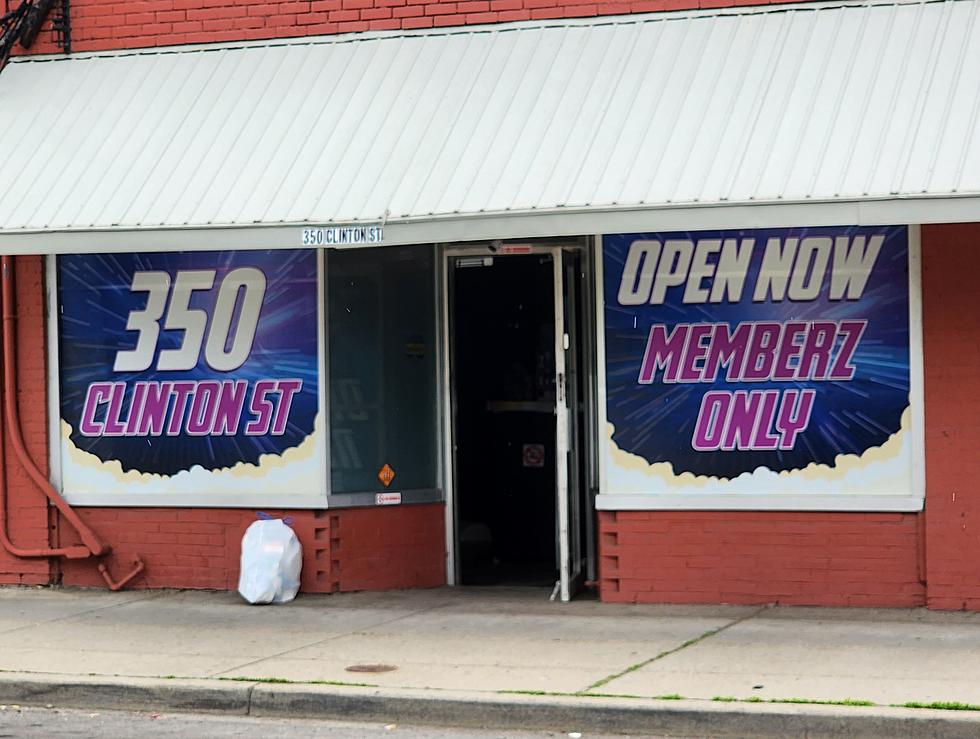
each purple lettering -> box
[80,383,112,436]
[214,380,247,435]
[799,322,836,379]
[103,382,127,436]
[829,320,867,380]
[166,381,196,436]
[125,383,148,435]
[705,323,751,382]
[245,380,276,435]
[743,323,781,381]
[776,389,815,449]
[772,322,806,380]
[138,381,172,436]
[692,391,730,451]
[187,381,221,436]
[271,379,302,435]
[678,325,712,382]
[721,391,763,451]
[749,390,781,449]
[638,324,688,384]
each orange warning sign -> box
[378,463,395,488]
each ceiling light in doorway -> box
[455,257,493,268]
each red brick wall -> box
[0,256,54,586]
[921,223,980,611]
[598,511,925,607]
[58,504,446,592]
[16,0,818,55]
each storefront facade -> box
[1,0,979,609]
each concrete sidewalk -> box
[1,586,980,737]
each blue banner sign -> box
[57,250,321,501]
[603,227,911,487]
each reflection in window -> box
[328,245,438,494]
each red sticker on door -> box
[522,443,545,468]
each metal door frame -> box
[440,242,591,598]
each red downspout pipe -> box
[2,256,108,556]
[0,255,144,589]
[0,403,89,559]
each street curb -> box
[0,674,250,715]
[3,673,980,738]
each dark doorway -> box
[451,254,557,586]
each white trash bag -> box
[238,517,302,605]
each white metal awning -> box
[0,0,979,252]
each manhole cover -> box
[345,663,398,673]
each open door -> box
[447,244,585,601]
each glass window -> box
[327,245,439,494]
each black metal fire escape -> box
[1,0,70,70]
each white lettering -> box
[753,238,797,302]
[829,234,883,300]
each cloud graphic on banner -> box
[606,408,912,496]
[60,416,322,497]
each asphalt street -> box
[0,705,638,739]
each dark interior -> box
[452,254,557,586]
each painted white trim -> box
[45,256,63,494]
[60,492,331,508]
[317,248,330,507]
[439,246,457,586]
[908,225,926,506]
[4,196,980,255]
[593,235,608,510]
[553,249,571,602]
[596,494,923,512]
[580,241,601,583]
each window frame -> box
[593,225,926,513]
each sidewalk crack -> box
[208,601,453,678]
[0,592,162,637]
[244,682,257,716]
[582,605,770,693]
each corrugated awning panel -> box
[0,0,978,233]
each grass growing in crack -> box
[714,696,874,707]
[584,605,769,692]
[897,701,980,712]
[497,690,662,701]
[500,693,980,713]
[586,692,656,700]
[774,698,875,707]
[215,676,377,688]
